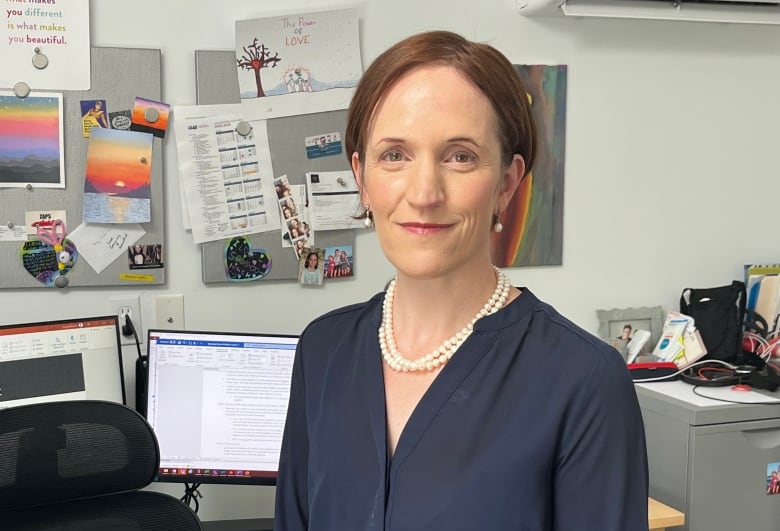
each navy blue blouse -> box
[275,288,649,531]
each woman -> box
[276,31,648,530]
[301,251,321,285]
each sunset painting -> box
[83,128,153,223]
[130,96,170,138]
[0,91,64,188]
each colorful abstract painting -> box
[0,90,64,188]
[491,65,567,267]
[83,128,153,224]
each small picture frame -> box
[597,306,665,357]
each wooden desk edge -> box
[201,498,683,531]
[648,496,685,530]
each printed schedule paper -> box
[174,106,280,244]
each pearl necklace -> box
[378,266,511,372]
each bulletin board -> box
[194,50,355,283]
[0,47,165,288]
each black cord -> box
[123,313,143,361]
[691,385,780,405]
[181,482,202,513]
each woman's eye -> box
[452,152,475,164]
[381,150,404,162]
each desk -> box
[203,498,682,531]
[637,381,780,530]
[648,497,685,530]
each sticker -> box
[324,245,353,279]
[80,99,110,137]
[224,237,271,281]
[299,247,324,286]
[305,132,342,159]
[128,244,163,269]
[767,461,780,495]
[130,97,170,138]
[109,110,133,130]
[20,239,77,286]
[119,273,155,282]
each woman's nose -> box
[405,156,445,208]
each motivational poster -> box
[1,0,90,90]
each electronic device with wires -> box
[144,329,298,489]
[679,361,780,391]
[0,316,126,408]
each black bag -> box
[679,281,746,363]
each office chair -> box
[0,399,203,530]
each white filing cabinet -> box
[636,382,780,531]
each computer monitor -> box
[0,315,126,408]
[145,329,298,486]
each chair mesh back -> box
[0,400,159,509]
[2,491,203,531]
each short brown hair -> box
[346,30,537,173]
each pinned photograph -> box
[298,247,324,286]
[127,244,163,269]
[767,462,780,495]
[324,245,353,279]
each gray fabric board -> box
[0,47,165,289]
[194,50,355,283]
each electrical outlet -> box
[108,295,142,345]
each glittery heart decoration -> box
[224,236,271,281]
[20,239,78,286]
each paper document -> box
[173,107,280,244]
[68,222,145,274]
[306,171,364,231]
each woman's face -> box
[307,254,318,268]
[353,65,523,279]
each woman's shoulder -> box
[301,292,383,339]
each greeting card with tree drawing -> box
[234,8,362,121]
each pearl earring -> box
[363,207,373,228]
[493,212,503,233]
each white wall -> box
[2,0,779,521]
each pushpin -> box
[139,156,147,164]
[235,121,252,137]
[7,222,14,229]
[26,183,33,190]
[144,107,160,123]
[32,47,49,70]
[54,275,69,288]
[13,81,31,98]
